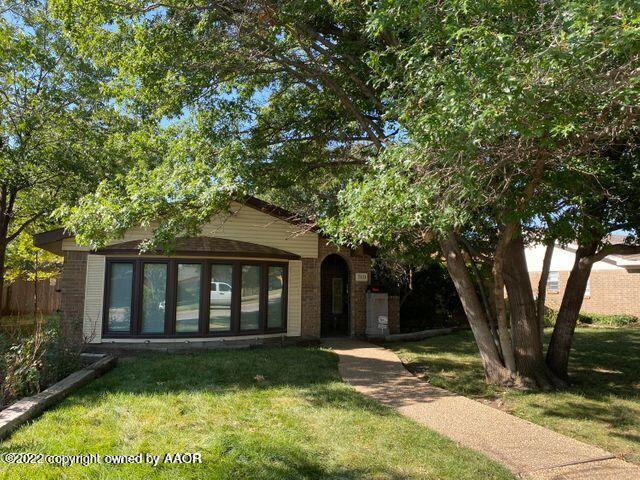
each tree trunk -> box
[536,241,554,343]
[460,238,499,349]
[546,243,597,379]
[0,241,6,314]
[492,227,517,374]
[504,237,563,389]
[440,231,513,384]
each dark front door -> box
[321,254,349,336]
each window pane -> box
[107,263,133,332]
[267,266,284,329]
[141,263,167,334]
[210,264,233,331]
[547,271,559,292]
[240,265,261,330]
[176,264,201,333]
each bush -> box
[542,309,638,328]
[543,307,557,327]
[384,263,465,332]
[577,312,639,327]
[0,316,82,408]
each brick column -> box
[59,251,88,344]
[301,257,321,338]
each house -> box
[525,237,640,317]
[34,197,399,351]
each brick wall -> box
[59,251,88,344]
[301,257,321,337]
[529,268,640,317]
[300,238,372,338]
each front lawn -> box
[0,347,514,479]
[392,328,640,464]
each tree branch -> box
[589,244,640,263]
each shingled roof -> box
[94,236,300,259]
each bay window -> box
[103,259,287,337]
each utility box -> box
[366,289,389,338]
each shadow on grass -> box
[3,434,414,480]
[393,328,640,455]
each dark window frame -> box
[102,258,288,338]
[103,261,136,337]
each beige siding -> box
[62,202,319,258]
[287,260,302,336]
[83,255,105,344]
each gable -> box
[61,201,319,258]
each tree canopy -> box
[0,0,136,309]
[49,0,640,385]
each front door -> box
[321,254,349,336]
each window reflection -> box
[240,265,260,330]
[107,263,133,332]
[267,266,284,329]
[141,263,167,334]
[176,264,201,333]
[210,264,233,331]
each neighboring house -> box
[525,237,640,317]
[34,197,398,351]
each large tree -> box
[52,0,640,386]
[0,0,136,311]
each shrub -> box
[0,316,82,408]
[577,312,639,327]
[543,307,557,327]
[542,309,638,328]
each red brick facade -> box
[59,250,88,344]
[529,269,640,317]
[300,237,372,337]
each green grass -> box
[391,328,640,464]
[0,347,514,479]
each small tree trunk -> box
[0,241,7,314]
[460,238,499,349]
[546,243,597,379]
[492,228,517,374]
[536,241,554,343]
[440,231,513,384]
[504,237,563,389]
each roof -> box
[94,236,301,260]
[32,227,71,249]
[556,235,640,268]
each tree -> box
[51,0,640,387]
[0,0,135,311]
[538,142,640,378]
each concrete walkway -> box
[324,338,640,479]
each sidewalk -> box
[324,338,640,479]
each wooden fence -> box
[1,276,61,315]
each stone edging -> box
[0,354,117,440]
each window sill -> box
[98,332,289,343]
